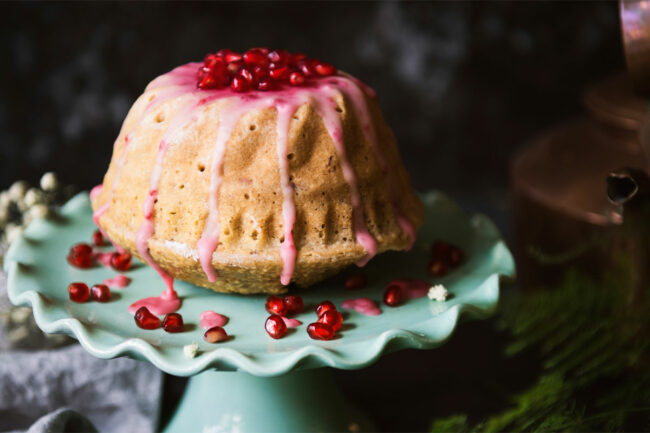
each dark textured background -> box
[0,1,623,195]
[0,2,627,431]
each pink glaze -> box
[128,289,181,316]
[337,75,416,249]
[281,316,303,328]
[313,87,377,266]
[94,252,114,268]
[102,274,131,289]
[108,61,417,290]
[275,101,299,285]
[341,297,382,316]
[389,278,431,300]
[199,310,229,329]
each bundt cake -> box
[90,48,424,295]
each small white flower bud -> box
[8,181,28,202]
[28,204,49,220]
[0,191,10,208]
[5,223,23,244]
[183,342,199,358]
[24,188,44,207]
[40,172,58,192]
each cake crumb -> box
[183,342,199,358]
[427,284,448,302]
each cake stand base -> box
[161,368,373,433]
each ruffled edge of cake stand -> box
[5,192,515,377]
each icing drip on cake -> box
[94,61,416,294]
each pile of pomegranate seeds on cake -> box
[197,48,337,92]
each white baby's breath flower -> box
[0,191,10,208]
[183,342,199,358]
[24,188,44,207]
[427,284,448,302]
[8,181,28,202]
[27,204,49,220]
[40,172,58,192]
[5,223,23,244]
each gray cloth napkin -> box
[0,266,164,433]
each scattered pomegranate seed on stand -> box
[265,295,288,316]
[315,300,336,317]
[67,243,93,268]
[383,284,404,307]
[90,284,111,302]
[265,314,287,339]
[307,322,336,340]
[344,274,367,290]
[110,251,132,271]
[162,313,185,333]
[92,230,106,247]
[68,282,90,303]
[283,295,304,315]
[204,326,228,343]
[318,310,343,331]
[427,240,464,277]
[134,307,161,330]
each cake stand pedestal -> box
[5,192,514,432]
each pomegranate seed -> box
[315,300,336,317]
[265,314,287,339]
[448,246,464,267]
[427,259,448,277]
[265,295,287,316]
[283,295,304,315]
[134,307,161,330]
[307,322,335,340]
[110,252,132,271]
[251,65,267,81]
[383,284,404,307]
[268,49,289,64]
[90,284,111,302]
[290,53,307,66]
[431,240,452,260]
[256,78,274,91]
[318,310,343,331]
[237,66,255,84]
[243,49,269,66]
[220,49,242,63]
[204,326,228,343]
[315,62,336,76]
[68,282,89,303]
[92,230,106,246]
[289,71,305,86]
[198,72,217,89]
[269,66,290,81]
[231,75,250,92]
[344,274,367,290]
[298,60,316,77]
[162,313,184,333]
[67,243,93,268]
[227,60,242,75]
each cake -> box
[91,48,424,295]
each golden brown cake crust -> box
[92,70,424,294]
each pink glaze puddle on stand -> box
[281,316,303,328]
[389,278,431,300]
[199,310,229,329]
[106,61,417,290]
[102,274,131,289]
[93,252,114,268]
[341,297,382,316]
[128,290,181,316]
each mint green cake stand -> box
[5,192,514,432]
